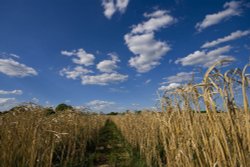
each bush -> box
[45,108,56,116]
[134,110,142,114]
[55,103,73,112]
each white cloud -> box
[81,72,128,85]
[159,72,196,92]
[125,33,170,73]
[175,45,235,67]
[125,10,175,73]
[86,100,115,111]
[0,52,20,59]
[145,79,151,84]
[163,72,195,84]
[60,50,128,86]
[196,1,243,31]
[116,0,129,12]
[97,53,120,73]
[102,0,116,19]
[158,83,181,91]
[64,100,71,103]
[102,0,130,19]
[31,97,39,103]
[60,66,93,80]
[109,87,128,93]
[132,10,175,34]
[0,58,38,77]
[61,49,95,66]
[9,53,20,59]
[0,98,17,111]
[0,90,23,95]
[202,29,250,48]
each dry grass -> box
[112,59,250,167]
[112,111,250,166]
[0,105,107,167]
[0,59,249,167]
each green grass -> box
[85,119,147,167]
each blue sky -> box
[0,0,250,112]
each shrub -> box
[55,103,73,112]
[44,108,56,116]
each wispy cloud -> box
[158,72,197,92]
[125,10,175,73]
[109,87,128,93]
[86,100,115,111]
[31,97,39,103]
[145,79,151,84]
[196,1,243,31]
[0,98,15,105]
[0,58,37,77]
[202,29,250,48]
[81,73,128,85]
[0,90,23,95]
[102,0,130,19]
[0,98,17,111]
[162,72,195,84]
[175,45,235,67]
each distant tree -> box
[134,110,142,114]
[55,103,73,112]
[107,112,119,115]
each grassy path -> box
[85,119,146,167]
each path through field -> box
[85,119,146,167]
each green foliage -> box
[200,110,207,113]
[55,103,73,112]
[44,108,55,116]
[134,110,142,114]
[107,112,119,115]
[85,120,146,166]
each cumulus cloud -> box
[158,83,181,91]
[175,45,235,67]
[0,90,23,95]
[61,49,95,66]
[60,66,93,80]
[86,100,115,111]
[0,58,38,77]
[61,49,128,86]
[125,10,175,73]
[202,29,250,48]
[126,33,171,73]
[81,72,128,85]
[97,53,120,73]
[102,0,130,19]
[196,1,243,31]
[132,10,176,34]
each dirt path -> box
[85,119,146,167]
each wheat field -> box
[0,106,107,167]
[0,59,250,167]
